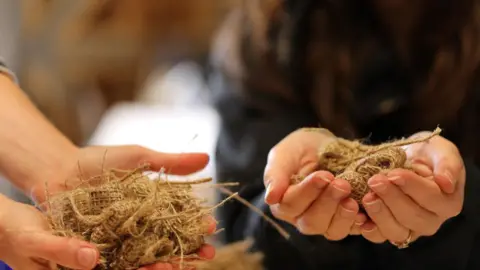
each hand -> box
[0,196,100,270]
[25,145,216,269]
[359,133,465,245]
[264,128,365,240]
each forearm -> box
[0,74,78,196]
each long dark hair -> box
[239,0,480,152]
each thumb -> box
[424,140,464,194]
[20,232,99,269]
[264,129,332,205]
[264,147,319,206]
[432,152,464,194]
[98,145,210,175]
[264,148,297,205]
[144,150,210,175]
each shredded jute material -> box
[43,165,237,270]
[293,127,442,204]
[194,239,264,270]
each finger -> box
[368,174,441,235]
[87,145,210,176]
[199,215,217,235]
[296,179,350,235]
[409,159,433,177]
[197,244,216,260]
[362,193,410,243]
[142,150,210,175]
[325,198,358,241]
[139,263,174,270]
[18,231,99,269]
[264,130,330,205]
[271,171,333,220]
[387,169,461,218]
[264,155,318,206]
[350,213,368,235]
[431,150,465,194]
[361,221,386,243]
[263,148,298,205]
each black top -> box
[209,8,480,270]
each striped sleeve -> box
[0,59,17,84]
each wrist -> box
[0,75,80,201]
[28,145,80,203]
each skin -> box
[0,73,216,269]
[264,128,464,244]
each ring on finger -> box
[390,230,414,249]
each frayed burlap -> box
[293,127,442,204]
[194,239,264,270]
[44,166,222,270]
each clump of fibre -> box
[293,127,442,204]
[44,166,217,270]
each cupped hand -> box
[264,128,365,240]
[0,196,100,270]
[25,145,216,269]
[359,132,465,245]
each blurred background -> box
[0,0,239,203]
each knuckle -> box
[266,148,278,164]
[445,204,462,218]
[270,204,293,218]
[270,206,294,224]
[270,205,284,219]
[399,207,427,231]
[362,232,386,244]
[296,218,324,236]
[390,233,408,243]
[324,231,348,241]
[370,237,387,244]
[422,223,441,236]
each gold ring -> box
[391,230,413,249]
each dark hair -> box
[237,0,480,157]
[274,1,480,143]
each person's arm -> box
[0,69,78,197]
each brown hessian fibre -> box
[42,164,289,270]
[292,127,442,204]
[43,165,238,270]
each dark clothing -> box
[209,7,480,270]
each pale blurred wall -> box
[0,0,21,73]
[0,0,31,203]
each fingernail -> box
[364,200,381,213]
[369,183,387,194]
[388,175,405,186]
[312,174,331,189]
[319,175,332,184]
[411,163,433,176]
[331,184,347,200]
[362,224,377,233]
[368,178,387,194]
[443,171,455,186]
[77,248,97,269]
[355,216,365,226]
[340,206,356,218]
[265,183,273,203]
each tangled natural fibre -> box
[44,166,232,270]
[293,127,442,204]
